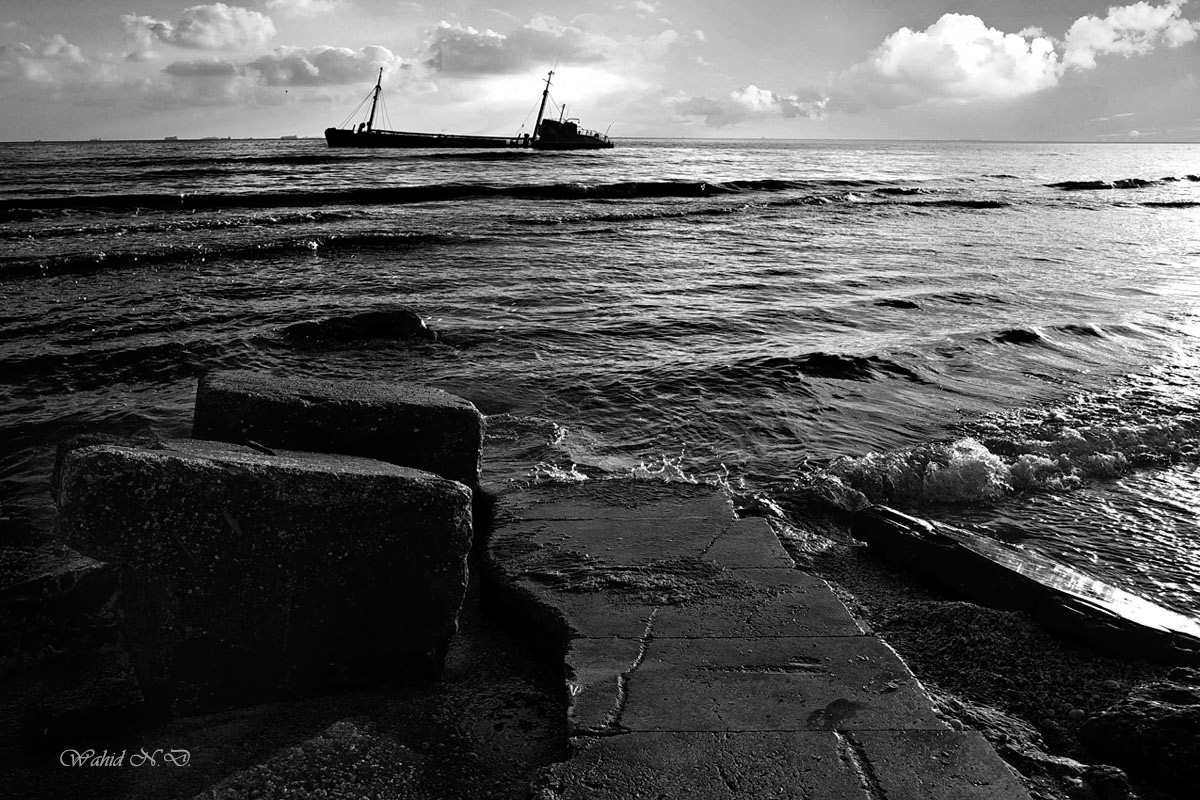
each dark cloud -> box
[248,45,401,86]
[423,21,606,75]
[164,58,242,77]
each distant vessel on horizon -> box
[325,69,613,151]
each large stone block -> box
[54,438,472,711]
[192,370,484,487]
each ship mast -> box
[366,68,383,132]
[533,70,553,140]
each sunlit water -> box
[2,137,1199,617]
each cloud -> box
[1062,0,1199,69]
[423,19,607,75]
[0,32,89,84]
[248,45,402,86]
[837,13,1060,109]
[264,0,344,17]
[164,58,243,77]
[674,84,827,127]
[122,4,276,60]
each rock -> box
[1079,668,1200,796]
[851,506,1200,663]
[193,370,484,488]
[0,543,120,653]
[54,438,473,712]
[1080,764,1136,800]
[279,306,437,344]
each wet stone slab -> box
[483,480,1031,798]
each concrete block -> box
[192,370,484,487]
[54,438,473,710]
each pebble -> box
[1101,679,1121,690]
[1066,708,1086,722]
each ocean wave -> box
[0,209,366,242]
[1046,175,1196,190]
[0,177,922,219]
[812,388,1200,510]
[0,339,236,395]
[0,231,466,279]
[709,352,928,387]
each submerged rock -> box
[279,306,437,344]
[1079,667,1200,796]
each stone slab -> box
[653,570,866,639]
[193,370,484,487]
[54,438,473,709]
[853,730,1032,799]
[534,731,866,800]
[622,637,942,732]
[484,481,1028,798]
[702,516,795,568]
[498,480,734,525]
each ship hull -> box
[324,127,613,150]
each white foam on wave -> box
[823,409,1200,508]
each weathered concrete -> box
[852,506,1200,664]
[192,370,484,487]
[486,480,1031,799]
[54,438,473,711]
[0,543,143,750]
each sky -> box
[2,0,1198,141]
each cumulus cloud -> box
[837,13,1060,109]
[248,45,402,86]
[677,0,1200,127]
[0,32,88,84]
[122,3,275,60]
[1062,0,1199,69]
[838,1,1198,110]
[674,84,827,127]
[423,19,607,75]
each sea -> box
[2,137,1199,620]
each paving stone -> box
[483,480,1030,798]
[535,731,867,800]
[702,516,794,568]
[653,569,866,639]
[563,636,646,734]
[623,637,943,732]
[853,730,1031,799]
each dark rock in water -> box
[1111,178,1155,190]
[54,438,473,713]
[1046,180,1113,191]
[994,328,1042,345]
[1079,668,1200,796]
[852,507,1200,664]
[193,370,484,487]
[279,306,437,343]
